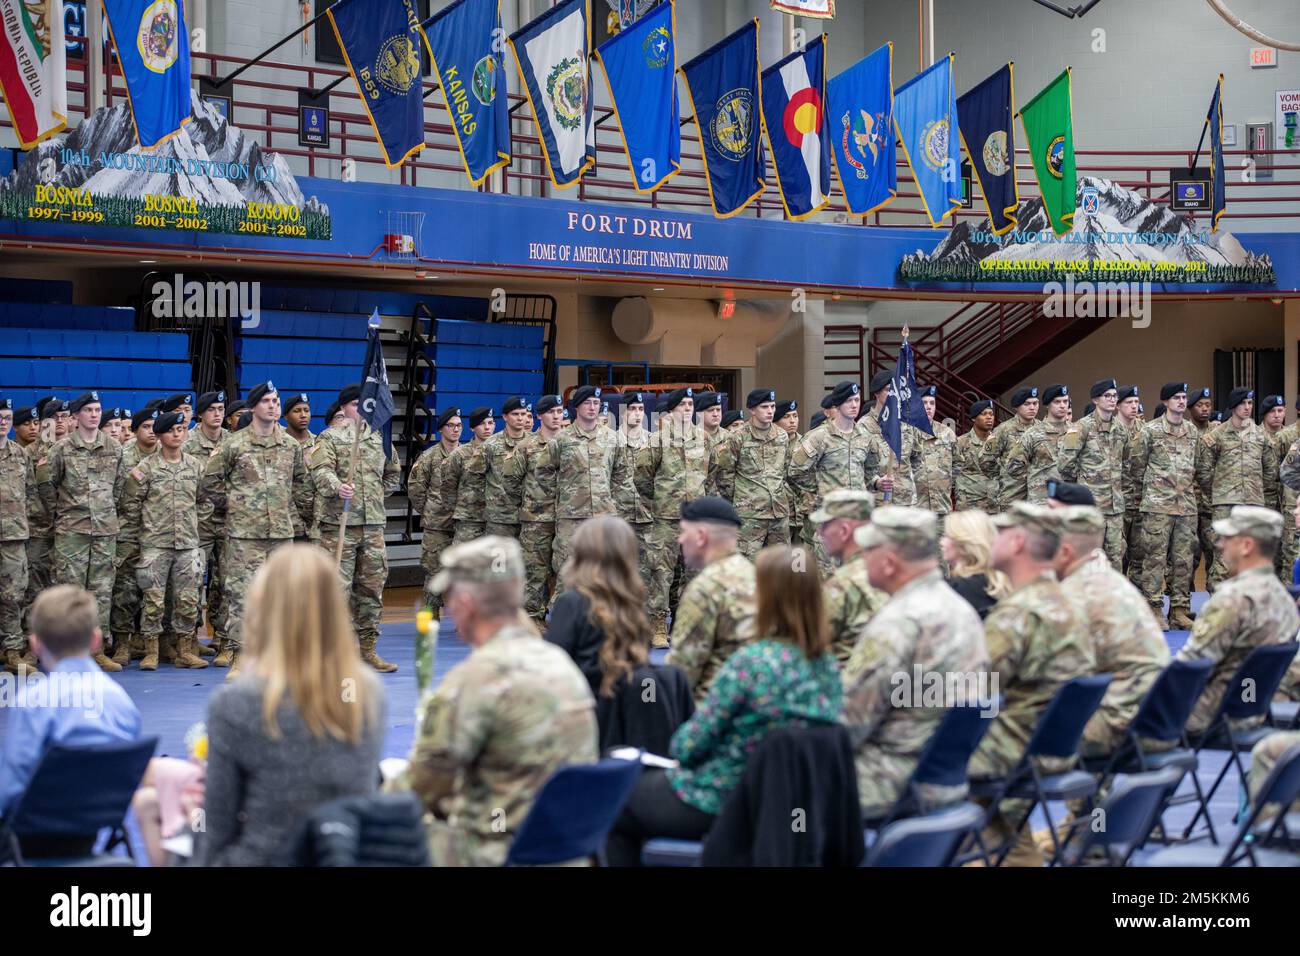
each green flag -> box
[1018,68,1076,236]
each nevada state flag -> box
[761,33,831,220]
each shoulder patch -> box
[130,468,145,482]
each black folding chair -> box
[1055,766,1185,866]
[967,675,1112,867]
[1,737,158,866]
[1181,642,1300,841]
[861,803,985,867]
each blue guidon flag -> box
[359,308,396,454]
[827,42,896,217]
[508,0,595,189]
[760,33,831,220]
[880,337,932,475]
[327,0,429,168]
[100,0,192,147]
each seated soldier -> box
[811,489,887,663]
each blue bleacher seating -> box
[0,304,135,332]
[0,278,72,305]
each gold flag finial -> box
[902,324,911,340]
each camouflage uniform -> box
[408,442,458,609]
[1248,731,1300,807]
[517,434,560,626]
[442,436,489,544]
[185,426,227,646]
[979,415,1035,511]
[1000,418,1076,505]
[312,421,401,651]
[1057,411,1131,568]
[1197,420,1279,591]
[0,440,36,655]
[786,421,884,576]
[666,551,756,702]
[714,421,790,560]
[913,420,956,522]
[857,410,923,507]
[1121,415,1148,577]
[405,622,598,866]
[42,431,124,641]
[200,426,312,652]
[21,438,55,627]
[295,432,320,542]
[110,439,154,650]
[1191,416,1215,592]
[823,553,886,664]
[618,426,655,586]
[1270,422,1300,582]
[703,426,730,494]
[483,429,531,539]
[1127,416,1206,616]
[550,422,637,585]
[953,430,994,512]
[842,567,989,815]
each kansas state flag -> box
[101,0,192,148]
[958,63,1019,235]
[422,0,510,185]
[894,53,962,227]
[681,20,766,218]
[328,0,428,167]
[827,42,895,216]
[595,0,680,192]
[761,33,830,220]
[509,0,595,189]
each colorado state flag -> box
[328,0,429,167]
[594,0,680,193]
[422,0,510,185]
[761,33,830,220]
[680,19,766,218]
[827,42,895,216]
[894,53,962,227]
[101,0,192,148]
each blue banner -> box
[594,0,680,193]
[509,0,594,189]
[422,0,510,186]
[894,53,962,227]
[958,63,1018,235]
[680,19,767,218]
[328,0,428,168]
[100,0,192,148]
[827,43,895,217]
[761,33,831,220]
[880,338,932,465]
[1206,75,1226,234]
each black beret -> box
[1042,384,1068,404]
[601,400,610,414]
[1160,382,1188,401]
[747,387,776,409]
[98,407,124,425]
[722,410,743,428]
[1083,402,1095,417]
[468,406,493,428]
[143,398,163,412]
[196,390,226,415]
[160,392,193,412]
[826,380,861,409]
[1048,481,1096,506]
[570,385,601,407]
[1010,386,1039,408]
[434,407,462,430]
[868,370,893,394]
[919,385,937,398]
[680,495,742,527]
[1153,403,1166,419]
[323,402,340,425]
[775,400,797,420]
[622,390,647,407]
[1225,387,1254,410]
[661,387,695,412]
[502,396,531,415]
[969,399,993,418]
[1138,403,1145,416]
[809,411,827,430]
[234,411,253,431]
[1190,387,1211,403]
[534,395,563,416]
[68,391,102,413]
[1211,409,1227,423]
[132,407,159,430]
[13,406,37,426]
[43,399,68,418]
[1262,394,1285,411]
[223,400,247,421]
[338,383,361,405]
[1090,378,1117,399]
[282,393,310,414]
[1117,385,1139,402]
[694,391,722,412]
[246,381,278,406]
[153,411,184,435]
[0,396,9,411]
[35,395,58,418]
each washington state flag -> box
[1019,68,1077,236]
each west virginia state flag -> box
[509,0,595,189]
[827,42,895,216]
[680,19,766,218]
[893,53,962,227]
[422,0,510,185]
[594,0,680,192]
[958,63,1019,235]
[101,0,191,148]
[761,33,830,220]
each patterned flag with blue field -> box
[328,0,429,168]
[100,0,192,148]
[827,42,895,216]
[894,53,962,227]
[1206,75,1226,233]
[422,0,510,186]
[680,19,767,218]
[594,0,680,193]
[958,63,1019,236]
[509,0,595,189]
[880,337,932,467]
[761,33,831,220]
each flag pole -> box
[335,418,367,568]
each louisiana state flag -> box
[680,19,766,218]
[594,0,680,193]
[422,0,510,185]
[827,42,895,216]
[761,33,830,220]
[894,53,962,227]
[328,0,429,168]
[101,0,191,148]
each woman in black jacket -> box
[940,510,1011,619]
[545,516,693,756]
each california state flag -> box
[0,0,67,148]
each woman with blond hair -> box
[197,544,386,866]
[546,515,693,755]
[941,510,1011,619]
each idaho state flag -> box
[1205,74,1226,233]
[101,0,192,148]
[827,42,895,216]
[958,63,1019,235]
[761,33,831,220]
[893,53,962,227]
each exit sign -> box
[1250,47,1277,68]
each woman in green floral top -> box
[606,543,842,865]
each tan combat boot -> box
[360,636,398,673]
[196,630,217,657]
[19,648,38,670]
[1150,606,1170,631]
[224,651,242,682]
[1168,607,1196,630]
[159,634,178,664]
[110,635,132,667]
[212,643,235,667]
[93,650,123,673]
[130,635,148,661]
[651,617,670,649]
[3,648,21,675]
[139,637,159,671]
[173,635,210,669]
